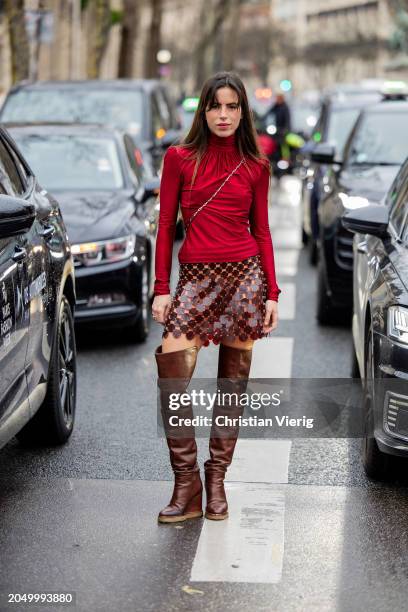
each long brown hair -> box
[180,71,270,185]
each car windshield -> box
[12,134,125,190]
[347,111,408,166]
[327,107,361,157]
[290,104,318,132]
[1,89,144,135]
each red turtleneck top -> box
[154,132,281,301]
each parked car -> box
[342,157,408,481]
[312,94,408,324]
[0,79,182,177]
[8,123,159,341]
[301,91,382,265]
[0,125,77,449]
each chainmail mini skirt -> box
[162,255,269,347]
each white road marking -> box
[226,440,292,484]
[191,178,300,585]
[276,282,296,320]
[251,338,294,378]
[273,249,299,277]
[272,228,302,250]
[190,484,286,583]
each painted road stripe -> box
[190,484,286,583]
[276,282,295,320]
[251,338,294,378]
[226,439,292,484]
[273,249,299,277]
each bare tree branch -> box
[5,0,30,84]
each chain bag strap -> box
[184,157,245,233]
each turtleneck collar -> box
[208,131,238,151]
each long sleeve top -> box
[154,131,281,301]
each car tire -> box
[16,295,77,447]
[302,227,308,246]
[316,255,335,325]
[361,325,393,481]
[127,262,151,343]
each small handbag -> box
[184,157,245,233]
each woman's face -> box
[205,87,242,138]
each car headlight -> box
[388,306,408,344]
[71,235,136,267]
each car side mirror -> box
[311,143,337,164]
[0,195,36,238]
[135,178,160,204]
[341,203,389,238]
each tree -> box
[193,0,235,90]
[144,0,163,78]
[118,0,140,77]
[87,0,112,79]
[5,0,30,84]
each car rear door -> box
[0,137,30,424]
[3,133,56,404]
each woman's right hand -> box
[152,294,172,324]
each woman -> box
[152,71,281,524]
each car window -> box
[389,182,408,237]
[347,110,408,166]
[123,135,142,184]
[327,108,361,158]
[0,138,24,196]
[151,95,163,138]
[4,137,31,192]
[155,89,171,130]
[12,134,125,191]
[1,89,144,136]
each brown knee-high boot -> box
[204,343,253,520]
[155,345,203,523]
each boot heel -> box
[184,489,203,515]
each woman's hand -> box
[263,300,278,334]
[152,294,172,324]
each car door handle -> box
[39,224,55,239]
[357,240,368,254]
[12,246,26,262]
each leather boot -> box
[155,344,203,523]
[204,343,252,520]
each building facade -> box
[270,0,404,92]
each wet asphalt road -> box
[1,177,408,612]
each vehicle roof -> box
[3,122,126,138]
[360,99,408,113]
[8,79,163,93]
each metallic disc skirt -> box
[162,255,269,347]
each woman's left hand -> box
[263,300,278,333]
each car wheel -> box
[16,295,77,446]
[316,255,335,325]
[361,325,393,481]
[127,262,151,343]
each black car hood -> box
[52,189,138,243]
[340,165,400,202]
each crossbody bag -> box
[184,157,245,233]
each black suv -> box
[343,158,408,481]
[0,126,77,449]
[0,79,182,176]
[312,95,408,323]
